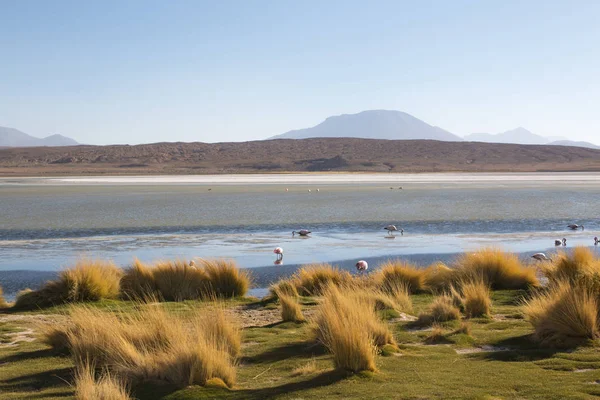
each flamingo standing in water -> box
[273,247,284,261]
[595,237,599,245]
[531,253,552,262]
[554,240,562,246]
[293,229,311,237]
[355,260,368,275]
[384,225,403,236]
[568,224,584,231]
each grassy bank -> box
[1,248,600,399]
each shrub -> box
[375,261,426,294]
[314,286,395,372]
[460,280,491,318]
[200,259,251,298]
[424,324,447,344]
[45,304,240,388]
[424,262,458,293]
[74,362,132,400]
[417,295,461,325]
[523,282,599,346]
[294,264,352,296]
[456,248,539,290]
[543,247,600,286]
[120,259,157,300]
[14,259,123,309]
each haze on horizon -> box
[1,0,599,146]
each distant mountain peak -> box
[271,110,463,142]
[0,126,78,147]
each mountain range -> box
[0,126,78,147]
[271,110,599,149]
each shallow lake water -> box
[1,173,599,284]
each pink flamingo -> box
[595,237,599,245]
[273,247,284,261]
[355,260,368,275]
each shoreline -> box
[3,171,600,185]
[0,248,567,301]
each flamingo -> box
[563,238,567,246]
[531,253,552,262]
[595,237,599,245]
[384,225,403,236]
[189,260,197,269]
[292,229,311,237]
[273,247,284,261]
[355,260,368,275]
[554,240,562,246]
[568,224,584,231]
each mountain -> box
[271,110,463,141]
[548,140,600,150]
[0,126,78,147]
[464,127,549,145]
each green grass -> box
[1,291,600,399]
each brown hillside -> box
[0,138,599,176]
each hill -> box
[0,126,78,147]
[1,138,600,175]
[271,110,462,141]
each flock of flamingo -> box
[272,223,599,273]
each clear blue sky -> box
[1,0,599,145]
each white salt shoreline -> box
[4,172,600,185]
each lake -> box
[1,173,599,295]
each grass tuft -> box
[375,260,426,294]
[418,295,461,325]
[314,286,395,372]
[294,264,352,296]
[457,248,539,290]
[45,303,240,388]
[275,288,305,323]
[459,280,492,318]
[523,281,599,346]
[200,259,251,298]
[423,262,458,293]
[74,362,132,400]
[14,259,122,309]
[120,258,157,300]
[0,285,6,308]
[542,247,600,286]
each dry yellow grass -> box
[424,324,447,344]
[349,285,412,314]
[152,259,210,301]
[375,260,426,294]
[294,264,352,296]
[523,282,599,346]
[460,280,492,318]
[314,286,395,372]
[291,359,319,376]
[269,279,299,299]
[199,259,251,298]
[120,259,157,300]
[274,288,305,323]
[542,247,600,286]
[456,248,539,290]
[14,259,123,309]
[45,303,239,388]
[74,363,132,400]
[418,295,461,325]
[423,262,458,293]
[0,285,6,308]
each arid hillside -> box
[1,138,599,175]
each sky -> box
[1,0,600,145]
